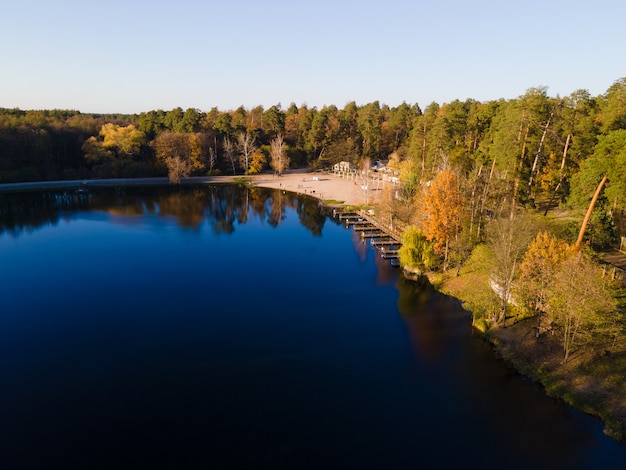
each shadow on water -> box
[395,275,626,468]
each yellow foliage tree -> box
[518,231,575,334]
[99,123,144,157]
[398,226,437,275]
[247,150,267,175]
[189,133,210,173]
[548,253,619,363]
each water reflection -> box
[395,275,626,468]
[0,184,328,237]
[2,185,626,468]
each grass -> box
[432,244,500,324]
[233,177,252,185]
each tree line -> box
[1,79,625,249]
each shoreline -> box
[0,171,372,207]
[429,267,626,441]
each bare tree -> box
[487,210,537,326]
[223,136,237,175]
[269,134,289,175]
[527,112,553,200]
[237,131,257,174]
[208,147,217,174]
[164,156,192,184]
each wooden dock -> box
[355,210,403,243]
[371,240,397,246]
[334,209,403,261]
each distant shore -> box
[0,170,374,207]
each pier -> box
[333,209,403,262]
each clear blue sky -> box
[1,0,623,114]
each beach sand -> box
[249,170,382,207]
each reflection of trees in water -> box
[204,185,245,234]
[266,190,286,228]
[396,276,469,363]
[157,189,206,229]
[295,196,325,237]
[0,191,92,236]
[0,184,327,238]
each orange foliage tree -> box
[418,167,465,270]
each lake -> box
[1,184,625,469]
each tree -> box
[599,77,626,133]
[357,101,383,160]
[82,135,115,176]
[570,129,626,248]
[247,150,267,174]
[236,130,258,174]
[486,211,536,325]
[408,102,441,182]
[547,253,619,363]
[418,167,465,270]
[99,123,145,158]
[575,174,607,250]
[163,155,192,184]
[269,134,289,175]
[207,147,218,174]
[263,105,285,137]
[163,107,184,132]
[387,101,417,150]
[180,108,202,133]
[398,226,437,275]
[151,131,193,183]
[223,136,237,175]
[188,132,211,173]
[518,231,574,334]
[83,123,145,177]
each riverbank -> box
[428,247,626,441]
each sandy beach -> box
[249,170,377,207]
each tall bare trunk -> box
[544,134,571,216]
[511,126,530,219]
[575,174,608,250]
[528,112,553,200]
[477,157,497,240]
[468,164,483,242]
[421,121,427,178]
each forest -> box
[2,78,626,436]
[2,80,625,246]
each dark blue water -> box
[1,185,625,469]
